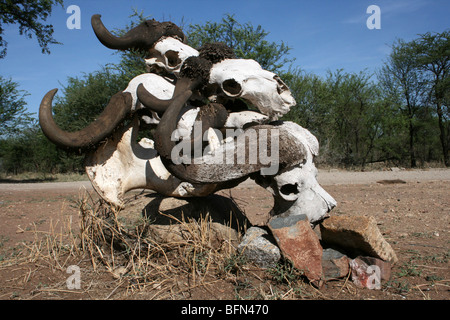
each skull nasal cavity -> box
[222,79,242,96]
[280,183,299,195]
[165,50,181,67]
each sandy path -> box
[316,168,450,185]
[0,168,448,192]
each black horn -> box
[39,89,133,150]
[91,14,186,51]
[137,83,173,113]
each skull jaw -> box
[271,188,337,226]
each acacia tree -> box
[187,13,294,73]
[0,0,63,58]
[413,30,450,166]
[0,75,33,136]
[378,39,428,167]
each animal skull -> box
[255,122,336,224]
[145,37,199,75]
[39,14,337,225]
[85,117,218,207]
[209,59,296,120]
[123,72,176,124]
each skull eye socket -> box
[222,79,242,96]
[274,75,288,95]
[165,50,182,67]
[280,183,299,196]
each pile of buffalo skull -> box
[39,14,336,227]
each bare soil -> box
[0,168,449,300]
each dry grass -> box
[0,191,367,300]
[7,190,442,300]
[74,191,257,299]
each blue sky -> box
[1,0,449,118]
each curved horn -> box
[137,83,172,113]
[91,14,186,51]
[152,78,307,184]
[153,56,212,157]
[161,124,308,184]
[153,77,199,158]
[39,89,133,150]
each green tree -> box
[187,13,294,73]
[282,68,395,168]
[0,0,63,58]
[413,30,450,166]
[0,124,59,174]
[0,75,34,136]
[378,39,429,167]
[281,68,333,162]
[325,69,387,168]
[52,67,131,132]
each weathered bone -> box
[85,117,218,207]
[254,122,337,225]
[209,59,296,120]
[145,37,199,75]
[91,14,186,51]
[39,88,133,150]
[40,14,336,231]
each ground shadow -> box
[141,193,250,233]
[0,177,57,184]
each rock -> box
[356,256,391,281]
[349,256,392,289]
[237,227,280,268]
[106,194,249,250]
[322,248,350,280]
[268,214,323,282]
[320,215,398,263]
[146,222,240,249]
[143,194,250,232]
[111,266,128,279]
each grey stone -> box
[322,248,350,280]
[268,214,308,229]
[238,227,281,268]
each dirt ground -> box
[0,168,449,301]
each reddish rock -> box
[355,256,392,281]
[349,256,392,289]
[268,214,323,282]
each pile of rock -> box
[238,214,397,289]
[117,194,397,290]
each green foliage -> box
[413,30,450,166]
[267,259,303,285]
[52,66,131,132]
[1,12,448,175]
[0,0,63,58]
[187,13,294,73]
[377,31,450,167]
[0,124,59,174]
[0,75,34,136]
